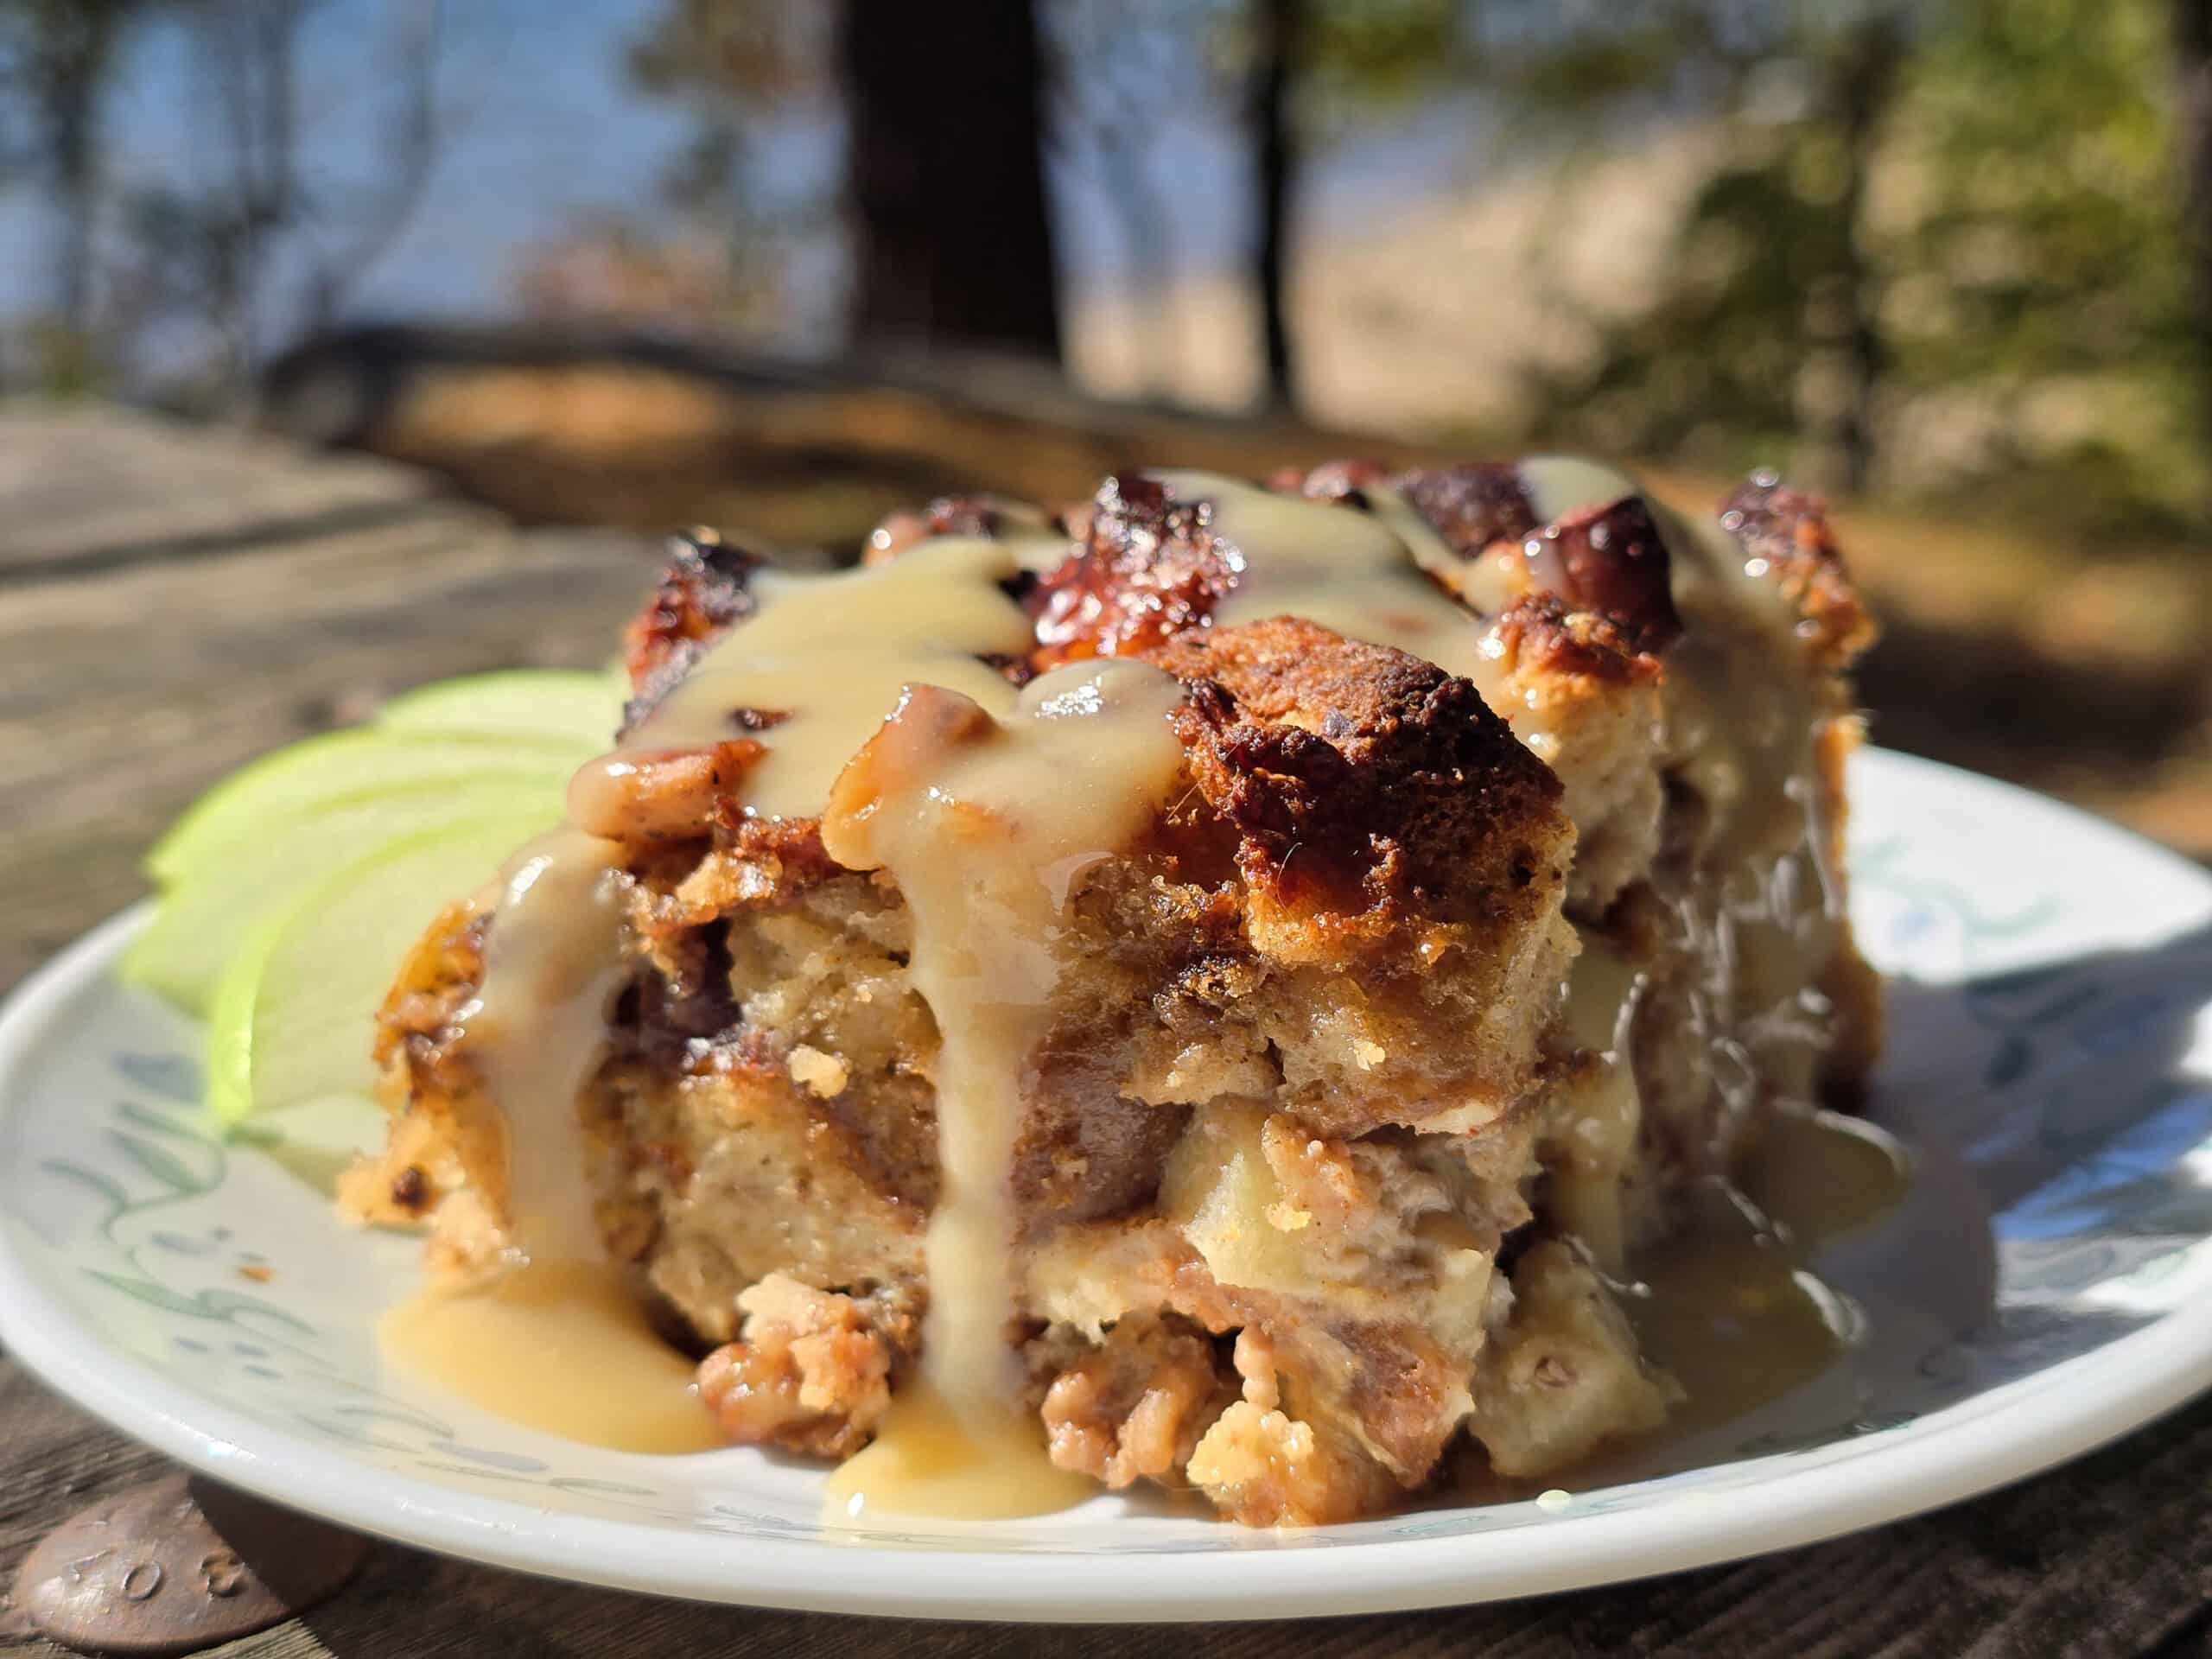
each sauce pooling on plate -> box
[1626,1108,1910,1435]
[379,1259,724,1454]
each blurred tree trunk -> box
[839,0,1061,359]
[1252,0,1300,407]
[49,67,96,340]
[12,0,132,352]
[2177,0,2212,467]
[1830,15,1904,497]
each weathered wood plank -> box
[0,518,663,994]
[0,404,445,576]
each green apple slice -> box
[205,810,554,1125]
[376,668,628,747]
[147,730,589,887]
[122,775,571,1017]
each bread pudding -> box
[344,457,1878,1525]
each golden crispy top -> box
[597,458,1867,919]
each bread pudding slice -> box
[346,457,1876,1525]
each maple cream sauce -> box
[1150,470,1513,706]
[392,461,1880,1510]
[1648,496,1847,1183]
[438,539,1037,1270]
[590,537,1037,819]
[1518,455,1639,525]
[379,1259,723,1454]
[819,657,1187,1519]
[1548,931,1649,1276]
[451,830,628,1264]
[1625,1107,1909,1433]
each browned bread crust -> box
[622,531,766,727]
[356,455,1878,1525]
[1151,617,1565,944]
[1719,472,1873,668]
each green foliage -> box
[1535,138,1845,468]
[1880,0,2206,529]
[1899,1,2185,377]
[1500,0,2207,531]
[1302,0,1464,116]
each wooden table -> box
[3,402,2211,1657]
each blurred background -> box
[5,0,2210,857]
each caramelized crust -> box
[340,899,505,1269]
[1491,594,1656,689]
[1383,461,1541,550]
[568,741,769,846]
[1522,498,1682,650]
[622,530,766,727]
[696,1275,916,1459]
[1719,473,1874,668]
[1036,1313,1233,1491]
[1027,467,1672,916]
[1033,465,1683,706]
[1286,459,1683,647]
[1148,618,1567,937]
[1031,474,1233,665]
[864,494,1058,566]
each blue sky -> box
[1,0,1489,344]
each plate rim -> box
[3,749,2211,1623]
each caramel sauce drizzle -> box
[820,658,1187,1516]
[385,455,1881,1516]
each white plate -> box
[4,748,2212,1623]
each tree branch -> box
[300,0,442,334]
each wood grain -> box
[0,492,662,994]
[2,402,2209,1656]
[0,404,442,579]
